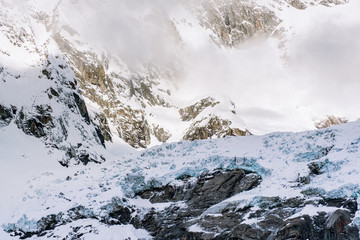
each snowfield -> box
[1,120,360,239]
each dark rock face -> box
[16,105,54,138]
[135,169,262,239]
[139,169,261,206]
[276,209,358,240]
[100,197,133,225]
[187,171,260,208]
[95,113,112,142]
[277,215,315,240]
[0,104,13,127]
[73,92,90,124]
[60,145,104,167]
[133,173,359,240]
[324,198,358,214]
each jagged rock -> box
[187,171,261,208]
[95,113,112,142]
[129,79,169,107]
[286,0,308,9]
[286,0,348,9]
[152,124,171,143]
[136,169,262,239]
[317,0,349,7]
[183,116,250,141]
[16,105,54,138]
[6,56,107,165]
[315,115,349,129]
[179,97,220,122]
[231,223,270,240]
[53,33,162,148]
[100,197,133,225]
[324,198,358,214]
[73,93,90,124]
[276,209,358,240]
[325,209,350,233]
[116,111,151,148]
[277,215,314,240]
[139,169,261,206]
[195,0,281,47]
[137,191,359,240]
[60,145,104,167]
[0,104,13,127]
[308,160,327,175]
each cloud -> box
[57,0,184,72]
[286,1,360,119]
[32,0,360,133]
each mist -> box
[31,0,360,134]
[286,1,360,121]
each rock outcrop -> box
[0,104,14,127]
[181,98,251,141]
[315,115,349,129]
[194,0,281,46]
[183,116,251,141]
[287,0,349,10]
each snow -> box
[188,223,212,234]
[0,124,65,240]
[288,205,339,219]
[1,120,360,238]
[43,220,151,240]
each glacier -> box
[1,120,360,239]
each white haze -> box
[23,0,360,134]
